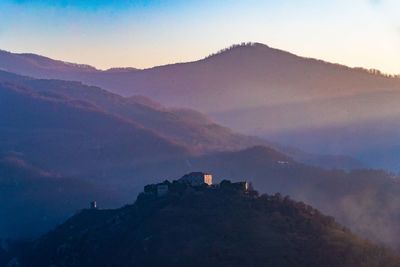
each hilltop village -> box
[19,173,400,267]
[88,172,255,210]
[142,172,256,198]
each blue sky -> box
[1,0,399,73]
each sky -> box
[0,0,400,73]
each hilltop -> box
[15,176,400,267]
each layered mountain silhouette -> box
[0,81,189,175]
[0,70,362,168]
[2,43,400,170]
[1,70,399,251]
[14,183,400,267]
[0,49,98,77]
[0,71,262,154]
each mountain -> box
[2,44,399,170]
[3,43,399,105]
[0,49,99,77]
[0,81,192,178]
[15,182,400,267]
[0,72,262,154]
[0,70,362,169]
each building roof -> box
[180,172,211,179]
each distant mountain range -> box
[2,47,400,252]
[11,183,400,267]
[2,43,400,170]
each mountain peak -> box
[105,67,139,73]
[204,42,272,59]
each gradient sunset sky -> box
[1,0,399,73]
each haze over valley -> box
[2,43,400,171]
[2,1,400,266]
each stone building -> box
[179,172,213,186]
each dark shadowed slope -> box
[0,155,114,239]
[18,185,400,267]
[0,81,191,239]
[0,82,189,176]
[0,70,363,169]
[186,147,400,251]
[0,70,264,154]
[88,145,400,252]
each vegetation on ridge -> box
[17,181,400,267]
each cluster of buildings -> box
[89,172,252,209]
[144,172,252,197]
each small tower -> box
[90,201,97,209]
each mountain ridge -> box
[0,69,363,169]
[14,180,400,267]
[2,43,398,77]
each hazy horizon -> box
[4,41,397,73]
[1,0,400,74]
